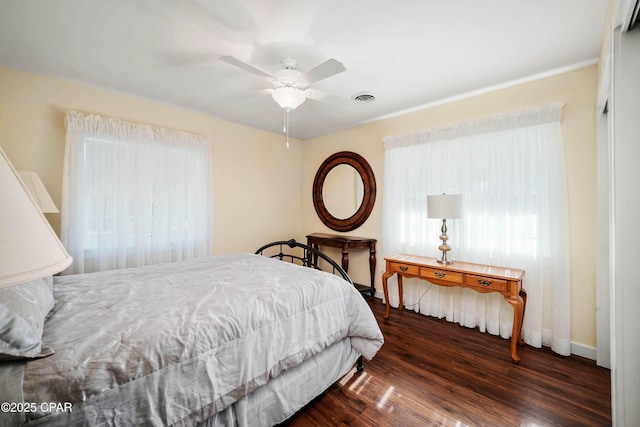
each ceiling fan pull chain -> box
[283,109,287,133]
[285,110,290,148]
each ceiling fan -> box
[219,55,349,111]
[219,55,349,146]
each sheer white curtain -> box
[61,111,214,274]
[382,102,571,355]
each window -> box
[382,103,571,355]
[62,112,214,274]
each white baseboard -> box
[570,342,597,361]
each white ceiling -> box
[0,0,608,140]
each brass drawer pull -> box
[434,271,446,279]
[478,279,492,287]
[399,265,409,272]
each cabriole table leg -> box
[506,294,525,364]
[382,271,394,319]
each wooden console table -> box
[306,233,376,296]
[382,254,526,363]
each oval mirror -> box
[323,164,364,220]
[312,151,376,232]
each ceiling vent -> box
[352,93,376,103]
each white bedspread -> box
[3,253,383,426]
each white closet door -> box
[611,22,640,427]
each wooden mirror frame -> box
[312,151,376,232]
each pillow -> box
[0,276,55,361]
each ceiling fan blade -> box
[219,55,273,79]
[306,89,353,106]
[301,59,346,85]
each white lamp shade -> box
[0,147,72,288]
[18,171,59,213]
[427,194,462,219]
[271,87,307,111]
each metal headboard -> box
[255,239,353,285]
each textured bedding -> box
[0,253,383,426]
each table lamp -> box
[427,194,462,264]
[0,147,72,288]
[18,171,60,213]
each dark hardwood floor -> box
[283,296,611,427]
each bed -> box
[0,239,384,426]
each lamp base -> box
[437,224,453,264]
[437,250,453,265]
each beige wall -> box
[0,66,304,255]
[303,65,598,350]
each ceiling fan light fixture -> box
[272,86,306,111]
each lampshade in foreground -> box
[427,194,462,265]
[0,147,72,288]
[18,171,59,213]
